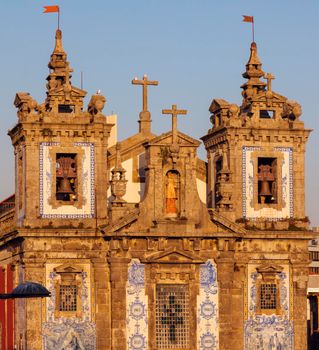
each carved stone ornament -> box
[14,92,38,120]
[88,93,106,116]
[110,143,127,204]
[282,100,302,120]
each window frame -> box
[250,150,285,211]
[155,283,190,350]
[54,267,83,319]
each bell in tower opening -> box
[56,153,77,201]
[258,157,277,204]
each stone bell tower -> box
[202,41,311,230]
[9,29,113,228]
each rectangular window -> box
[310,267,319,275]
[59,285,77,312]
[310,251,319,261]
[260,283,277,310]
[259,110,275,119]
[58,104,75,113]
[156,284,189,349]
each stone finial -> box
[53,29,65,54]
[241,42,266,101]
[110,143,127,204]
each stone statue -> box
[88,93,106,116]
[166,172,178,215]
[282,100,302,120]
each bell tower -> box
[9,29,113,228]
[202,42,311,229]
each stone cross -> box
[264,73,275,92]
[162,104,187,144]
[132,74,158,112]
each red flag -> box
[43,5,60,13]
[242,15,254,23]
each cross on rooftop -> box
[264,73,275,92]
[162,104,187,144]
[132,74,158,112]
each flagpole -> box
[252,20,255,42]
[58,10,60,29]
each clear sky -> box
[0,0,318,225]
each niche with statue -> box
[165,170,180,217]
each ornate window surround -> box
[255,264,283,316]
[251,150,284,211]
[48,146,85,209]
[54,265,83,319]
[145,259,197,350]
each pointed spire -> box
[46,29,71,95]
[245,42,261,67]
[241,42,266,101]
[53,29,65,54]
[44,28,86,113]
[48,29,68,71]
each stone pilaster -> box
[92,258,110,349]
[109,257,129,350]
[24,261,45,350]
[216,250,234,350]
[231,262,246,350]
[292,263,309,350]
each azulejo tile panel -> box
[39,142,95,218]
[244,264,293,350]
[242,146,293,220]
[126,259,148,350]
[42,263,96,350]
[197,260,219,350]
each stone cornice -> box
[202,126,312,149]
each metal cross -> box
[132,74,158,112]
[161,295,183,343]
[264,73,275,92]
[162,104,187,144]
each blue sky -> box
[0,0,318,225]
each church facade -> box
[0,29,313,350]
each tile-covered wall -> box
[126,259,148,350]
[42,263,96,350]
[40,142,95,218]
[242,146,293,220]
[244,263,294,349]
[197,260,219,350]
